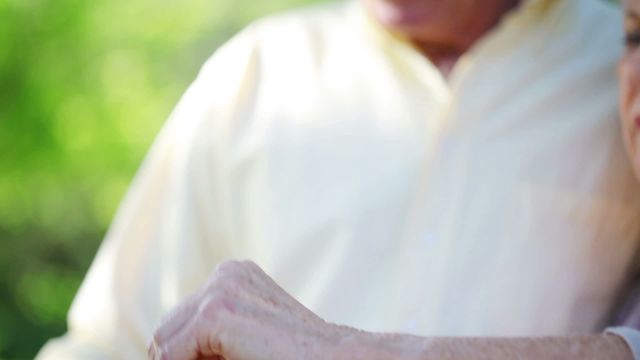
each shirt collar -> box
[349,0,564,93]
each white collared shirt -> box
[38,0,640,358]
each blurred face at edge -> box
[621,0,640,179]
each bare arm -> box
[149,260,634,360]
[340,331,633,360]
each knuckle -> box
[207,270,236,293]
[213,259,251,283]
[199,292,235,321]
[148,332,165,360]
[208,259,257,293]
[151,329,164,348]
[241,259,259,271]
[215,259,242,274]
[196,324,224,355]
[159,349,170,360]
[207,262,233,284]
[210,337,224,355]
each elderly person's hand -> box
[147,260,356,360]
[148,260,634,360]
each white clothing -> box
[38,0,640,358]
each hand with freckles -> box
[147,260,356,360]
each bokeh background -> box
[0,0,322,358]
[2,0,625,358]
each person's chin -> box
[368,0,437,31]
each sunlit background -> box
[2,0,625,358]
[0,0,323,358]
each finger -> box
[148,337,160,360]
[170,293,282,360]
[161,294,237,360]
[153,290,203,346]
[157,318,203,360]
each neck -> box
[411,0,522,77]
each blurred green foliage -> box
[0,0,322,358]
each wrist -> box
[332,329,381,360]
[331,327,427,360]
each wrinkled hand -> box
[148,260,351,360]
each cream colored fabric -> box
[38,0,640,358]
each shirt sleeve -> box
[606,327,640,360]
[36,25,261,359]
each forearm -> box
[337,330,633,360]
